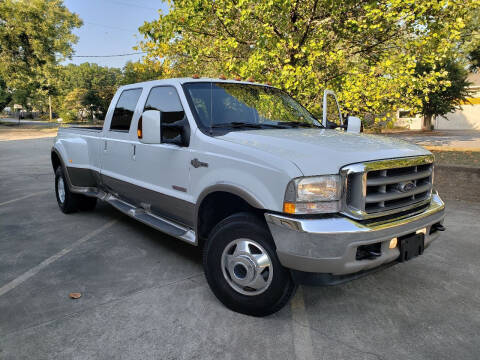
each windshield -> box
[182,82,322,133]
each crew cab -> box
[51,78,446,316]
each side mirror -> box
[140,110,161,144]
[346,116,362,134]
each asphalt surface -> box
[382,130,480,151]
[1,137,479,360]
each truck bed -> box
[60,126,103,131]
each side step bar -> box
[104,194,196,245]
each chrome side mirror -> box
[346,116,362,134]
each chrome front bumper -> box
[264,194,445,275]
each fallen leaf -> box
[69,292,82,299]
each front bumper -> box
[265,194,445,276]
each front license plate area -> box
[399,233,424,262]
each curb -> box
[425,146,480,152]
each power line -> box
[72,52,147,58]
[84,21,138,33]
[102,0,158,11]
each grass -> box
[431,150,480,167]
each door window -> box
[110,88,143,131]
[144,86,185,142]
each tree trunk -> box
[422,114,432,131]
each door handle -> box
[104,140,107,151]
[191,158,208,168]
[132,144,136,160]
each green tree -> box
[81,89,102,120]
[0,0,82,88]
[62,88,87,121]
[0,76,12,111]
[138,0,480,127]
[120,61,166,85]
[57,63,121,120]
[415,60,472,130]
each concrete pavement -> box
[0,137,479,359]
[382,130,480,151]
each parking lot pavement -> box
[1,137,480,360]
[381,130,480,151]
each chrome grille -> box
[341,156,434,219]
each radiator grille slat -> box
[364,162,433,214]
[343,156,434,219]
[366,168,432,186]
[366,183,431,203]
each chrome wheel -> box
[57,177,66,204]
[221,238,273,296]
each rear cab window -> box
[110,88,143,131]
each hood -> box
[218,128,430,176]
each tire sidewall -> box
[204,213,295,316]
[55,167,76,213]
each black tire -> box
[54,167,97,213]
[55,167,79,214]
[203,212,297,316]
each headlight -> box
[283,175,341,214]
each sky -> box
[63,0,169,68]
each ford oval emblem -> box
[397,181,416,193]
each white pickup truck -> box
[52,78,445,316]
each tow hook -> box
[432,223,446,232]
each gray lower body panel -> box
[64,166,196,241]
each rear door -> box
[101,87,143,203]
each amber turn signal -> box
[283,202,296,214]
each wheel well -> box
[197,191,264,247]
[51,151,61,171]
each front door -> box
[131,85,194,227]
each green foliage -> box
[119,60,165,85]
[138,0,480,127]
[0,76,12,111]
[468,47,480,73]
[0,0,82,88]
[52,61,163,121]
[56,63,121,119]
[416,59,472,120]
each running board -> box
[105,195,196,245]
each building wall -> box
[435,88,480,130]
[394,87,480,130]
[395,115,423,130]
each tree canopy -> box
[139,0,480,123]
[0,76,12,111]
[0,0,82,88]
[416,59,472,129]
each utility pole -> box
[48,95,52,122]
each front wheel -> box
[203,212,297,316]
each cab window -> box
[143,86,185,142]
[110,88,142,131]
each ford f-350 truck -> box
[51,78,445,316]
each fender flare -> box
[194,183,266,235]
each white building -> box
[395,73,480,130]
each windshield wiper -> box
[279,121,322,128]
[211,122,288,129]
[211,122,262,129]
